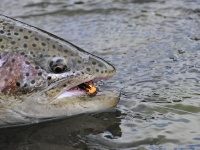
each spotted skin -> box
[0,52,48,95]
[0,15,118,126]
[0,15,115,96]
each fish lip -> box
[50,90,120,111]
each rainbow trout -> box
[0,15,119,127]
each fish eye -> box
[49,57,68,74]
[51,64,66,74]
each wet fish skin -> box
[0,15,119,126]
[0,15,115,96]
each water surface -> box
[1,0,200,149]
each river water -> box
[1,0,200,149]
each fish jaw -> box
[11,91,120,120]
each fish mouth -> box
[56,78,104,99]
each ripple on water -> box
[1,0,200,149]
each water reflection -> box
[0,111,121,150]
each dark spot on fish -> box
[56,59,63,63]
[11,58,15,63]
[92,62,96,65]
[21,52,25,55]
[30,51,33,54]
[52,44,56,49]
[38,72,42,76]
[16,82,20,87]
[3,23,8,25]
[4,78,8,82]
[14,32,19,35]
[32,43,36,47]
[25,61,30,65]
[75,1,84,4]
[24,83,27,87]
[7,30,10,32]
[9,68,12,72]
[78,60,81,63]
[9,26,14,29]
[41,42,46,46]
[7,33,11,36]
[0,39,2,42]
[40,54,43,58]
[47,76,52,80]
[98,64,103,67]
[86,68,91,72]
[96,69,99,72]
[65,49,68,53]
[31,80,35,84]
[19,29,23,32]
[59,45,63,48]
[46,38,50,40]
[35,66,39,69]
[26,73,29,76]
[23,44,27,48]
[0,30,4,34]
[1,45,4,49]
[10,41,15,45]
[35,37,39,41]
[105,70,107,73]
[101,71,104,73]
[24,36,28,39]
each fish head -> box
[0,15,119,124]
[13,46,119,120]
[36,45,116,99]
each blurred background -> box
[1,0,200,149]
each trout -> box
[0,15,119,127]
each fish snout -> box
[82,55,116,81]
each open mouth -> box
[68,80,99,96]
[57,80,99,99]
